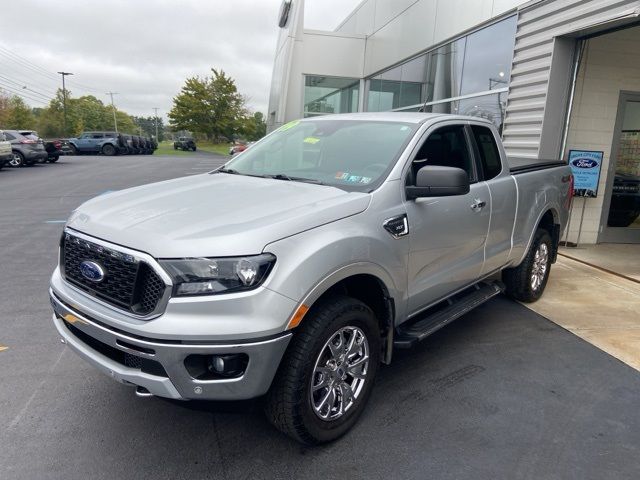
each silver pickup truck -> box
[50,113,572,444]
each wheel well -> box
[312,274,394,343]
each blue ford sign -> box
[568,150,603,197]
[79,261,105,282]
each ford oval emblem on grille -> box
[79,261,105,282]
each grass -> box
[155,141,232,156]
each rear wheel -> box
[48,156,60,163]
[9,152,25,167]
[265,295,380,445]
[503,228,553,302]
[102,144,116,156]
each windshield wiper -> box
[263,173,324,185]
[217,167,239,174]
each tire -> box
[173,145,178,150]
[102,144,116,156]
[503,228,553,303]
[48,156,60,163]
[69,145,78,156]
[9,152,25,167]
[265,295,381,445]
[192,146,196,151]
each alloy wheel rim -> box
[10,154,20,167]
[531,243,549,291]
[310,326,369,421]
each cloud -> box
[0,0,283,119]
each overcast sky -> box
[0,0,361,121]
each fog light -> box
[184,353,249,380]
[213,356,225,373]
[207,354,246,377]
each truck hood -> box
[67,172,371,258]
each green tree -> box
[241,111,267,141]
[169,69,246,141]
[5,96,35,129]
[134,115,165,141]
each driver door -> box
[404,123,490,316]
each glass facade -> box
[303,76,360,117]
[365,15,517,131]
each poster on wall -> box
[568,150,604,197]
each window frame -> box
[403,121,480,188]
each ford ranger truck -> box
[50,113,572,444]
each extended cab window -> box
[471,125,502,180]
[91,133,104,139]
[410,125,475,184]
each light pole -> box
[153,107,159,140]
[106,91,119,132]
[57,72,73,137]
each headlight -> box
[160,254,276,296]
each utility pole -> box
[153,107,159,140]
[106,92,119,132]
[57,72,73,137]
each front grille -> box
[61,233,166,316]
[63,320,168,377]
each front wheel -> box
[503,228,553,302]
[48,156,60,163]
[9,152,25,167]
[69,145,78,156]
[265,295,380,445]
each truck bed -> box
[508,157,566,175]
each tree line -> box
[169,69,266,142]
[0,89,165,140]
[1,68,266,143]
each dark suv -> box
[4,130,48,166]
[174,136,196,151]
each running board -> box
[394,281,504,349]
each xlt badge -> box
[383,214,409,239]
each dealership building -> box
[267,0,640,245]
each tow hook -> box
[135,386,153,398]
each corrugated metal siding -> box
[502,0,640,158]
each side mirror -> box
[406,166,470,199]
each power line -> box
[0,75,53,100]
[0,84,49,105]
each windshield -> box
[222,119,416,191]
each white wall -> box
[564,27,640,244]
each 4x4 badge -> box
[383,214,409,239]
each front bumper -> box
[50,290,292,400]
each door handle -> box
[470,199,486,211]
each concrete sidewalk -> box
[526,255,640,371]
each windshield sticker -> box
[359,177,372,184]
[335,172,349,180]
[279,120,300,131]
[303,136,320,144]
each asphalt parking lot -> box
[1,153,639,479]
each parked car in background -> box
[174,136,196,151]
[4,129,48,167]
[0,130,12,170]
[229,142,247,155]
[44,139,65,163]
[608,172,640,227]
[68,131,124,156]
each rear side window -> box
[4,132,15,140]
[91,133,104,139]
[471,125,502,180]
